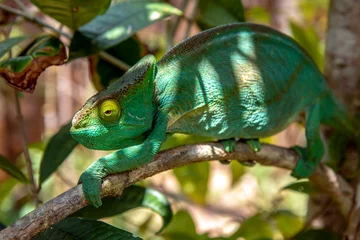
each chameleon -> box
[70,22,359,207]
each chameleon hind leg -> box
[219,138,261,166]
[291,102,325,178]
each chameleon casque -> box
[70,23,359,207]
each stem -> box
[13,91,40,206]
[0,3,129,71]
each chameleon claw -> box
[219,138,237,152]
[245,139,262,152]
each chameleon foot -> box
[245,139,261,152]
[291,146,316,179]
[219,138,236,165]
[79,171,103,208]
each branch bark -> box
[0,142,353,240]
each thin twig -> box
[0,142,354,240]
[0,3,130,71]
[13,0,27,12]
[13,91,40,206]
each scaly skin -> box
[70,23,359,207]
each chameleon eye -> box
[99,99,120,122]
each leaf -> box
[34,218,142,240]
[294,229,341,240]
[282,181,318,195]
[31,0,111,29]
[229,214,276,240]
[0,222,5,231]
[69,1,182,59]
[89,36,146,91]
[230,161,245,185]
[173,162,209,204]
[289,21,324,70]
[273,210,303,239]
[39,121,78,184]
[0,35,67,93]
[0,155,27,182]
[0,37,28,59]
[71,185,172,232]
[161,211,201,240]
[197,0,245,30]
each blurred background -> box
[0,0,337,239]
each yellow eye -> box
[99,99,120,122]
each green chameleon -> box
[70,23,359,207]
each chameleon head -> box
[70,55,157,150]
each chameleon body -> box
[71,23,358,207]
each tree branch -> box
[0,142,353,240]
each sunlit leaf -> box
[71,185,172,232]
[0,35,66,93]
[173,162,209,204]
[39,121,78,184]
[273,210,303,239]
[197,0,245,30]
[34,218,142,240]
[0,37,28,59]
[89,37,146,91]
[282,181,318,195]
[0,178,18,204]
[294,229,341,240]
[31,0,111,29]
[290,21,324,70]
[0,155,27,182]
[69,0,182,59]
[230,161,245,185]
[230,214,276,240]
[245,7,270,24]
[161,133,215,151]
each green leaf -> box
[273,210,303,239]
[294,229,341,240]
[89,37,145,91]
[230,161,245,185]
[161,211,201,240]
[0,222,5,231]
[290,21,324,70]
[31,0,111,29]
[0,35,66,93]
[0,37,28,59]
[0,155,27,182]
[69,1,182,59]
[173,162,209,204]
[197,0,245,30]
[282,181,318,195]
[34,218,142,240]
[71,185,172,232]
[230,214,276,240]
[39,121,78,184]
[0,178,18,204]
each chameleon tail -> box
[319,92,359,140]
[320,92,360,170]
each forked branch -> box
[0,142,354,240]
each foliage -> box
[0,0,342,239]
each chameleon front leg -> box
[79,113,169,207]
[292,102,325,178]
